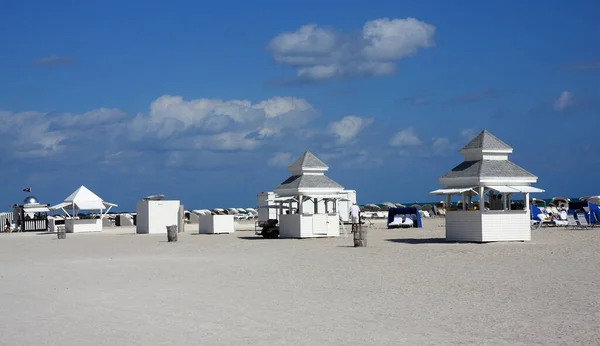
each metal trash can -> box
[57,228,66,240]
[166,225,178,242]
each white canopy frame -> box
[266,193,349,217]
[50,186,117,220]
[429,187,479,210]
[430,185,545,211]
[51,201,117,220]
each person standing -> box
[349,202,361,233]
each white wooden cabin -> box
[430,130,544,242]
[267,151,346,238]
[257,189,356,223]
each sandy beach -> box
[1,218,599,345]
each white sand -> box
[1,219,599,345]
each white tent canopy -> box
[50,185,117,218]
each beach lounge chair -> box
[360,215,375,228]
[576,213,592,229]
[534,213,553,228]
[403,215,415,227]
[566,214,582,229]
[554,219,568,227]
[388,214,404,228]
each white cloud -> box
[267,17,436,82]
[329,115,373,144]
[129,95,316,151]
[389,127,422,147]
[0,108,126,158]
[553,91,574,112]
[268,152,294,167]
[460,128,479,139]
[0,94,317,161]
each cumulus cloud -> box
[460,128,479,139]
[389,127,422,147]
[0,108,126,158]
[129,95,316,151]
[329,115,373,144]
[0,94,318,162]
[553,91,574,112]
[268,152,294,167]
[267,17,436,83]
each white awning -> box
[50,200,107,210]
[486,185,544,193]
[22,206,50,213]
[430,187,477,195]
[50,202,71,210]
[510,186,544,193]
[73,200,106,210]
[486,185,520,193]
[269,196,298,202]
[303,195,348,200]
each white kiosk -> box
[430,130,544,242]
[198,214,235,234]
[267,151,346,238]
[50,185,117,233]
[136,195,182,234]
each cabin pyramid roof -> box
[65,185,103,203]
[288,150,328,172]
[460,130,513,151]
[274,151,343,194]
[439,160,536,180]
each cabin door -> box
[312,214,328,235]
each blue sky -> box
[1,0,599,211]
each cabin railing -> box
[22,218,48,232]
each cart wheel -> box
[262,227,279,239]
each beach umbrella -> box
[381,202,396,209]
[420,204,433,211]
[581,196,600,205]
[227,208,239,214]
[361,204,380,211]
[410,204,421,209]
[395,203,406,208]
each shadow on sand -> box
[237,236,269,240]
[385,238,474,244]
[36,231,57,236]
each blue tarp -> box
[387,207,422,228]
[588,202,599,223]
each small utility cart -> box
[255,219,279,239]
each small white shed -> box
[136,195,181,234]
[198,214,235,234]
[430,130,544,242]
